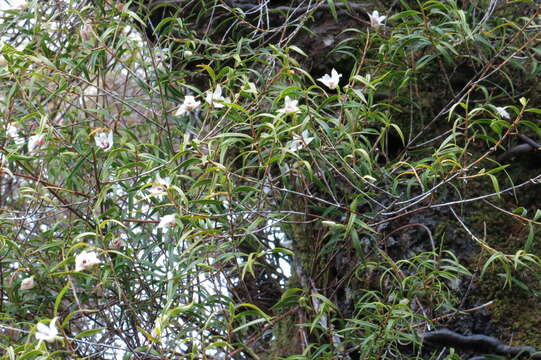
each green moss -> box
[446,156,541,348]
[475,272,541,348]
[266,312,302,359]
[264,272,304,360]
[467,190,541,348]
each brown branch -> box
[0,145,96,228]
[497,134,541,161]
[11,172,93,198]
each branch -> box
[422,328,541,359]
[497,134,541,161]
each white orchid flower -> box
[95,131,113,151]
[318,68,342,90]
[175,95,201,116]
[35,317,59,343]
[205,85,230,108]
[148,175,171,199]
[242,82,258,94]
[28,134,45,153]
[6,124,18,138]
[75,250,101,272]
[495,106,510,120]
[277,96,300,115]
[289,130,315,152]
[6,124,24,145]
[369,10,386,28]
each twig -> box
[0,323,163,359]
[409,300,494,330]
[407,8,541,150]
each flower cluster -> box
[175,84,237,116]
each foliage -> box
[1,0,541,359]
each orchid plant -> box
[2,1,540,360]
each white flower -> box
[289,130,315,152]
[35,317,58,343]
[95,131,113,151]
[182,96,201,111]
[175,95,201,116]
[20,276,35,290]
[183,50,193,57]
[6,124,24,145]
[157,214,176,232]
[205,85,230,108]
[369,10,386,28]
[28,134,45,153]
[75,250,101,272]
[495,106,510,119]
[277,96,300,115]
[6,124,18,138]
[318,68,342,90]
[148,174,171,199]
